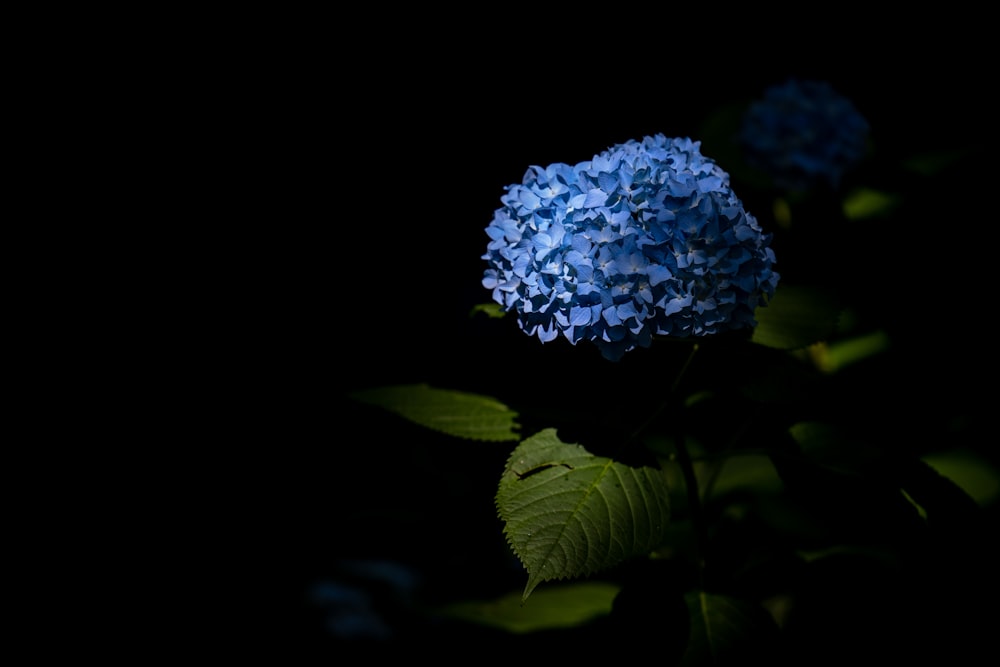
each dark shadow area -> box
[199,16,996,662]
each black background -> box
[196,14,996,660]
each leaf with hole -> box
[496,428,672,601]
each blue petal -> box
[583,188,608,208]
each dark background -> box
[242,18,992,387]
[202,15,995,660]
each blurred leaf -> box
[470,302,506,319]
[752,284,841,350]
[902,147,979,175]
[796,544,898,564]
[896,456,983,526]
[681,592,780,665]
[789,420,886,474]
[496,428,672,601]
[702,454,783,501]
[349,383,520,442]
[805,329,891,373]
[899,489,928,520]
[921,450,1000,507]
[842,187,901,220]
[772,197,793,229]
[435,581,619,633]
[697,100,773,191]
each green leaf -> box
[496,428,672,601]
[703,454,783,500]
[902,147,979,175]
[681,592,780,665]
[842,187,901,220]
[921,450,1000,508]
[751,284,841,350]
[349,383,520,442]
[807,329,891,373]
[435,581,620,633]
[469,302,506,319]
[789,420,886,474]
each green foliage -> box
[901,147,980,175]
[329,91,994,662]
[348,383,520,442]
[751,283,841,350]
[841,187,901,220]
[807,329,891,373]
[921,450,1000,507]
[680,592,781,665]
[470,302,506,319]
[435,581,620,633]
[495,428,672,601]
[701,453,783,500]
[790,420,885,474]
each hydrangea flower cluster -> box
[482,134,780,361]
[739,78,870,192]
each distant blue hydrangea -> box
[482,134,780,361]
[739,78,870,191]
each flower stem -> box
[669,344,709,586]
[636,343,708,583]
[626,342,700,444]
[671,342,700,394]
[673,429,708,588]
[623,343,707,583]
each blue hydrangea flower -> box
[482,134,780,361]
[739,78,870,191]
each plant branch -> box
[626,342,700,445]
[636,343,708,584]
[674,429,708,587]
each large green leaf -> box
[681,592,780,665]
[751,284,841,350]
[496,428,672,601]
[348,383,520,442]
